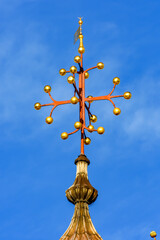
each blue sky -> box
[0,0,160,239]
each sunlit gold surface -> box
[70,66,77,74]
[150,231,157,238]
[84,137,91,145]
[124,91,132,99]
[97,127,105,134]
[46,116,53,124]
[97,62,104,69]
[44,85,51,93]
[78,46,85,54]
[90,114,97,123]
[84,72,89,79]
[61,132,68,140]
[59,68,66,76]
[113,107,121,115]
[87,95,93,103]
[67,76,75,84]
[74,121,82,129]
[34,102,41,110]
[113,77,120,85]
[79,18,83,25]
[74,55,81,63]
[78,34,85,54]
[87,125,94,132]
[71,96,79,104]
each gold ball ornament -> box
[67,76,75,84]
[74,56,81,63]
[79,19,83,25]
[90,114,97,123]
[70,66,77,74]
[78,46,85,54]
[71,96,79,104]
[61,132,68,140]
[124,91,132,99]
[87,95,93,103]
[84,137,91,145]
[84,72,89,79]
[46,116,53,124]
[150,232,157,238]
[97,62,104,69]
[113,77,120,85]
[97,127,105,134]
[87,125,94,132]
[113,107,121,115]
[59,68,66,76]
[34,102,41,110]
[44,85,51,93]
[74,121,82,129]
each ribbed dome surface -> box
[66,173,98,205]
[60,202,102,240]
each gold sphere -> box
[74,56,81,63]
[113,107,121,115]
[84,72,89,79]
[97,62,104,69]
[46,116,53,124]
[84,137,91,145]
[59,68,66,76]
[97,127,105,134]
[70,66,77,74]
[61,132,68,140]
[90,114,97,123]
[87,125,94,132]
[78,46,85,54]
[34,102,41,110]
[71,96,79,104]
[150,232,157,238]
[124,91,132,99]
[113,77,120,85]
[79,19,83,25]
[44,85,51,93]
[74,121,82,129]
[87,95,93,103]
[67,76,75,84]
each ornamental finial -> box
[34,17,132,240]
[34,18,132,157]
[150,231,157,239]
[78,17,83,34]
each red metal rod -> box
[73,83,92,116]
[84,66,97,73]
[84,126,97,132]
[50,106,57,117]
[41,103,54,107]
[84,96,110,101]
[109,84,116,96]
[80,53,85,154]
[68,129,79,136]
[110,95,124,99]
[48,92,55,102]
[108,99,116,108]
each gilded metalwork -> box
[34,18,131,154]
[150,231,157,240]
[34,18,132,240]
[61,155,102,239]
